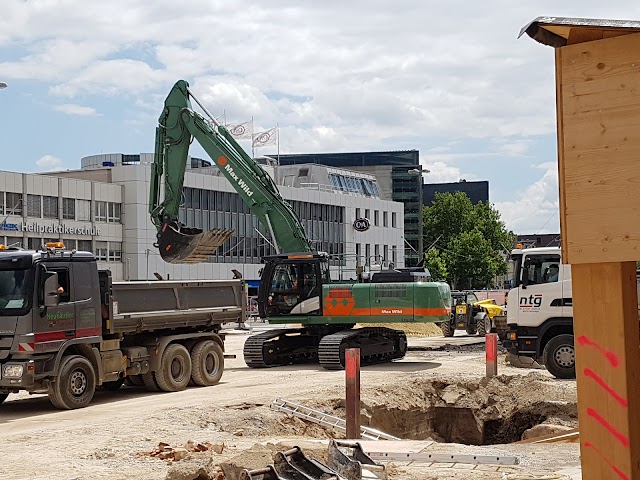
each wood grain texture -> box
[557,32,640,264]
[572,262,640,480]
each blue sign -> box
[0,220,19,231]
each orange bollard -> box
[486,333,498,377]
[345,348,361,439]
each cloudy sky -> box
[0,1,636,233]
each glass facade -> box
[277,150,423,265]
[179,187,346,266]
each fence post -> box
[345,348,361,439]
[486,333,498,377]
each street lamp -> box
[0,83,7,89]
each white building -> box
[1,153,406,290]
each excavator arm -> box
[150,80,311,264]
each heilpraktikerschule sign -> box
[0,220,102,236]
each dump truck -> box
[0,242,245,409]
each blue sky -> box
[0,1,637,233]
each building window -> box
[78,239,92,252]
[95,241,107,261]
[6,193,22,216]
[392,246,397,265]
[365,209,370,220]
[63,239,77,251]
[392,212,397,228]
[355,208,360,219]
[77,200,90,221]
[28,237,41,250]
[43,196,59,219]
[62,198,75,220]
[384,245,388,264]
[108,202,121,223]
[383,211,388,227]
[27,195,41,218]
[374,210,379,226]
[356,243,361,266]
[365,244,371,265]
[95,201,107,222]
[0,193,4,215]
[108,242,122,262]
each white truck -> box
[503,246,575,379]
[503,245,639,379]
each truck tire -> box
[48,355,96,410]
[440,321,454,337]
[543,334,576,379]
[191,340,224,386]
[154,344,192,392]
[0,393,7,405]
[142,372,161,392]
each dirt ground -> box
[0,330,580,480]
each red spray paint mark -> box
[584,368,628,408]
[583,442,629,480]
[577,335,620,367]
[587,407,630,448]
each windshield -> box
[0,268,33,316]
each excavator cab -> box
[258,253,329,318]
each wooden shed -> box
[521,16,640,480]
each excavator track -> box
[318,327,408,370]
[243,326,350,368]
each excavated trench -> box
[363,403,562,445]
[286,373,579,446]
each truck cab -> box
[503,246,575,378]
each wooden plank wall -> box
[558,32,640,265]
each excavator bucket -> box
[156,222,234,264]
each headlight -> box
[3,364,24,378]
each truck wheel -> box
[48,355,96,410]
[543,334,576,379]
[0,393,7,405]
[142,372,161,392]
[191,340,224,386]
[101,378,125,391]
[440,321,454,337]
[466,324,477,335]
[155,344,192,392]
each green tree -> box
[423,248,448,281]
[423,192,514,289]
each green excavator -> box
[150,80,451,369]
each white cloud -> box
[53,103,101,116]
[35,155,64,171]
[494,164,560,234]
[422,161,471,184]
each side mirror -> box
[43,272,60,307]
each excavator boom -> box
[150,80,311,263]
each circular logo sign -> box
[353,218,370,232]
[217,156,228,166]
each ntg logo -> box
[520,294,543,310]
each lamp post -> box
[407,167,430,266]
[0,82,7,89]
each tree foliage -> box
[423,248,447,281]
[423,192,514,289]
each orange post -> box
[486,333,498,377]
[345,348,361,439]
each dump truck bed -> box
[99,274,246,335]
